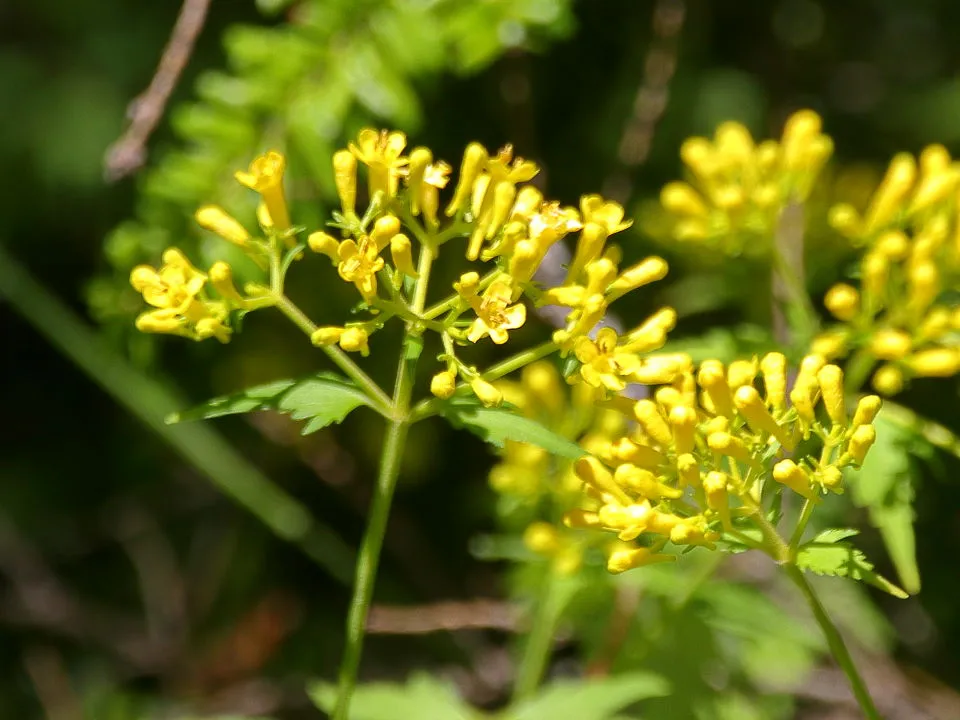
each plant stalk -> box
[784,564,882,719]
[332,242,434,720]
[513,569,563,701]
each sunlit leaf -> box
[506,672,670,720]
[167,372,377,432]
[796,541,908,599]
[307,675,473,720]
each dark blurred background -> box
[3,0,960,718]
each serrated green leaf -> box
[810,528,860,544]
[440,401,585,460]
[167,373,377,432]
[307,674,473,720]
[796,542,908,599]
[848,408,920,593]
[506,672,670,720]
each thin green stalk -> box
[784,564,882,719]
[333,243,434,720]
[0,243,355,583]
[789,498,816,553]
[513,569,563,701]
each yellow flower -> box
[573,327,642,392]
[466,280,527,345]
[195,205,251,249]
[337,237,384,302]
[130,248,206,311]
[234,151,290,231]
[349,128,408,199]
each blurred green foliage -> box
[5,0,960,718]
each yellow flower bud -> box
[430,370,458,399]
[726,358,757,390]
[390,233,418,277]
[612,438,667,470]
[633,400,673,446]
[702,470,729,512]
[828,203,861,236]
[311,326,344,346]
[522,361,564,411]
[446,142,488,216]
[454,271,479,298]
[773,459,817,500]
[668,405,697,455]
[135,311,184,335]
[851,395,882,429]
[370,214,401,252]
[512,185,543,221]
[406,147,432,215]
[819,466,843,490]
[630,353,690,384]
[566,223,607,284]
[471,377,503,408]
[824,283,860,322]
[906,348,960,377]
[811,330,849,359]
[674,218,709,241]
[584,258,618,296]
[707,431,754,465]
[614,465,683,500]
[760,352,787,410]
[333,149,357,216]
[681,137,715,178]
[817,364,846,425]
[698,359,734,418]
[606,256,669,302]
[861,252,889,301]
[864,153,916,233]
[508,239,541,284]
[676,453,700,488]
[607,546,675,574]
[235,151,290,231]
[575,456,631,504]
[661,182,708,216]
[872,364,904,395]
[909,168,956,213]
[845,424,876,465]
[339,326,370,356]
[486,181,517,240]
[733,385,793,449]
[208,261,247,308]
[908,262,940,314]
[874,230,909,261]
[308,231,340,262]
[869,329,913,360]
[195,205,251,248]
[523,522,560,556]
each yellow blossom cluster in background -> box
[565,353,882,573]
[645,109,832,255]
[815,145,960,394]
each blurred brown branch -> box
[367,600,518,634]
[103,0,211,181]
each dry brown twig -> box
[103,0,211,181]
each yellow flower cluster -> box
[815,146,960,393]
[129,249,251,343]
[565,353,882,574]
[651,110,833,255]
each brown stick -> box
[103,0,211,181]
[366,600,518,634]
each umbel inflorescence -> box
[129,130,675,409]
[565,353,882,573]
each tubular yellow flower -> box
[633,400,673,446]
[851,395,882,429]
[702,471,729,513]
[466,280,527,345]
[332,149,357,216]
[566,223,607,284]
[390,234,418,277]
[208,261,248,309]
[862,153,915,234]
[707,431,754,465]
[606,257,669,302]
[906,348,960,376]
[337,238,384,302]
[430,370,458,399]
[234,151,290,231]
[824,284,860,322]
[471,377,503,408]
[574,328,641,392]
[698,360,734,418]
[370,214,401,252]
[668,405,697,454]
[773,459,817,500]
[339,326,370,356]
[421,160,451,226]
[872,364,904,395]
[195,205,251,248]
[454,271,480,299]
[311,326,344,346]
[308,231,340,263]
[817,364,846,425]
[869,329,913,360]
[660,182,708,216]
[349,128,408,198]
[523,522,560,556]
[760,352,787,410]
[406,147,432,215]
[845,424,877,465]
[607,545,675,574]
[446,142,488,217]
[733,385,793,450]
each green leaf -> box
[810,528,860,544]
[796,542,908,599]
[848,408,921,593]
[505,672,670,720]
[167,372,376,433]
[307,674,474,720]
[440,401,585,460]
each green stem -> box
[844,347,876,395]
[513,569,563,701]
[272,293,394,418]
[784,564,882,719]
[333,243,434,720]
